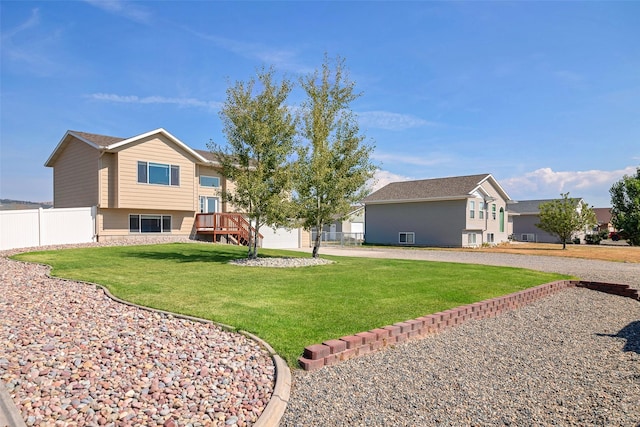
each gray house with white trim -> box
[363,173,511,247]
[507,198,588,243]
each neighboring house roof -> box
[363,173,511,204]
[593,207,612,224]
[507,198,582,215]
[45,128,219,167]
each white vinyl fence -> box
[311,231,364,247]
[0,207,96,251]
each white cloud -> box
[373,152,451,167]
[0,8,62,76]
[367,169,413,192]
[185,30,312,74]
[358,111,437,131]
[88,93,222,110]
[1,8,40,40]
[502,166,638,206]
[83,0,151,24]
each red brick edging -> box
[298,280,640,371]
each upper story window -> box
[137,161,179,186]
[479,201,485,219]
[492,204,497,220]
[200,175,221,188]
[469,200,475,219]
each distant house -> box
[593,208,614,233]
[507,198,589,243]
[44,128,300,248]
[312,205,365,245]
[362,173,511,247]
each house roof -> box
[45,128,219,167]
[507,198,582,215]
[69,131,126,148]
[593,207,612,224]
[194,149,219,163]
[363,173,511,204]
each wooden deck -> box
[195,213,263,246]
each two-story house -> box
[45,128,249,243]
[362,173,511,247]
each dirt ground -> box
[453,241,640,263]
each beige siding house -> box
[45,128,231,242]
[362,173,511,247]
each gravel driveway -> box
[282,247,640,426]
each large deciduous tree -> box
[610,167,640,246]
[536,193,597,249]
[294,55,377,258]
[210,67,297,259]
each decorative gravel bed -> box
[0,240,275,427]
[282,247,640,426]
[229,257,333,268]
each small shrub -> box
[585,234,602,245]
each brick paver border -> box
[298,280,639,371]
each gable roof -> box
[363,173,511,204]
[593,207,612,224]
[507,198,582,215]
[45,128,218,167]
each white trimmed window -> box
[469,200,475,219]
[129,214,172,233]
[399,232,415,244]
[487,233,494,243]
[521,233,535,242]
[137,161,179,186]
[492,204,497,220]
[199,175,220,187]
[468,233,477,245]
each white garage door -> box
[261,227,300,249]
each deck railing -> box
[195,213,263,247]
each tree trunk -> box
[312,226,322,258]
[247,216,258,259]
[251,225,260,259]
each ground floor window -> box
[129,214,172,233]
[487,233,495,243]
[399,232,415,244]
[467,233,477,245]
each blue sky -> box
[1,1,638,207]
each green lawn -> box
[13,243,570,366]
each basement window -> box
[399,232,415,245]
[129,214,172,233]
